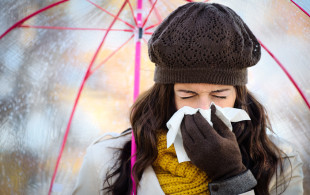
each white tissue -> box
[166,102,251,163]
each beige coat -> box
[72,131,303,195]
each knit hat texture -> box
[148,2,261,85]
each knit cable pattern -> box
[152,131,211,195]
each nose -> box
[197,96,211,110]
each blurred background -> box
[0,0,309,194]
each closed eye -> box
[213,95,227,99]
[180,95,196,99]
[177,90,198,99]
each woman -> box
[73,2,303,195]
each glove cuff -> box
[208,170,257,195]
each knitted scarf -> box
[152,131,211,195]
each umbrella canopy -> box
[0,0,309,194]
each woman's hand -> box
[181,105,246,181]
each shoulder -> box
[267,131,298,158]
[267,132,304,194]
[91,129,132,149]
[86,130,132,164]
[72,130,132,195]
[81,129,132,178]
[266,131,303,172]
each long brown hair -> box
[103,84,288,195]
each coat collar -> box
[138,166,165,194]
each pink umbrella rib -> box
[143,37,148,44]
[48,0,130,194]
[86,0,135,29]
[260,41,310,109]
[128,0,138,27]
[19,25,134,32]
[291,0,310,18]
[89,34,134,75]
[148,0,162,23]
[142,0,159,27]
[145,22,160,31]
[0,0,69,40]
[144,31,153,35]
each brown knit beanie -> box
[148,2,261,85]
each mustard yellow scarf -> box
[152,131,211,195]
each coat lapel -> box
[138,166,165,194]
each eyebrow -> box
[211,89,230,93]
[176,90,197,94]
[176,88,230,94]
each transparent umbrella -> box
[0,0,309,194]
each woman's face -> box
[174,83,236,110]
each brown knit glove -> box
[181,105,246,181]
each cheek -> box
[213,98,235,108]
[217,93,236,108]
[174,97,183,110]
[210,92,236,108]
[174,97,195,110]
